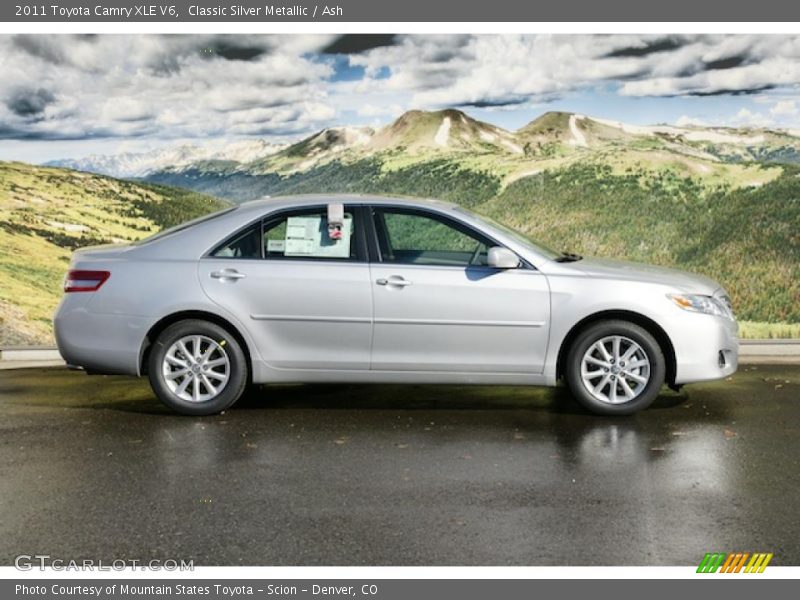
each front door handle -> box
[210,269,247,280]
[376,276,412,287]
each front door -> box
[369,207,551,373]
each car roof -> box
[235,194,459,217]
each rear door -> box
[199,205,373,370]
[368,206,551,373]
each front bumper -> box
[669,312,739,385]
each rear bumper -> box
[54,301,149,376]
[670,313,739,385]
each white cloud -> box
[0,34,338,140]
[4,34,800,142]
[351,34,800,106]
[770,99,798,116]
[356,103,405,118]
[734,108,773,128]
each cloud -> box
[617,38,800,96]
[322,34,398,55]
[356,103,404,118]
[771,99,798,116]
[6,87,55,117]
[3,34,800,143]
[604,36,687,58]
[733,108,773,127]
[0,34,338,140]
[351,34,800,106]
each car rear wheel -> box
[565,320,666,415]
[148,319,248,415]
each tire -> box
[148,319,248,416]
[564,320,666,416]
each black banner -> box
[3,0,800,22]
[4,579,798,600]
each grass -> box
[477,163,800,325]
[0,161,228,345]
[738,321,800,340]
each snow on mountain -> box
[46,139,286,178]
[588,116,768,144]
[434,116,452,146]
[368,108,517,153]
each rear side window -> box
[212,223,261,259]
[263,210,356,260]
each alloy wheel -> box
[162,335,231,403]
[580,335,651,404]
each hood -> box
[569,257,721,295]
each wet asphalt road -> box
[0,365,798,566]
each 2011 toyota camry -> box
[54,194,738,416]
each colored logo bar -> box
[697,552,773,573]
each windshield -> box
[455,207,562,260]
[132,205,238,245]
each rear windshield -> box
[132,206,238,245]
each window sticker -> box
[284,214,353,258]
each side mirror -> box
[487,246,520,269]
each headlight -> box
[668,293,731,318]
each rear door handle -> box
[210,269,247,280]
[376,276,412,287]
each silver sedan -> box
[54,195,738,415]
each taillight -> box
[64,270,110,293]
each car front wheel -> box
[565,320,666,415]
[148,319,248,415]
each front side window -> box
[211,207,359,261]
[375,208,492,267]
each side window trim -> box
[362,205,382,263]
[259,218,266,260]
[206,204,367,263]
[353,205,371,262]
[368,205,491,266]
[368,205,535,270]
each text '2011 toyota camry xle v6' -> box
[54,195,738,416]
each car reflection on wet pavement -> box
[0,364,797,566]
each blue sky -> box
[1,34,799,162]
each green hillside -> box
[0,162,227,345]
[480,163,800,326]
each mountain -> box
[0,162,228,345]
[367,109,523,154]
[46,139,285,178]
[140,108,799,205]
[56,109,800,189]
[247,126,375,174]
